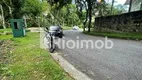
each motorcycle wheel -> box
[43,34,55,53]
[49,36,55,53]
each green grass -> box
[0,32,73,80]
[0,28,12,33]
[62,26,72,30]
[83,31,142,40]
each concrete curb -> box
[50,53,92,80]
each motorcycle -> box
[44,26,63,53]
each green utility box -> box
[10,19,26,37]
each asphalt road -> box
[57,30,142,80]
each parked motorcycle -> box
[44,26,63,53]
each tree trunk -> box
[111,0,115,15]
[88,1,92,33]
[0,5,6,29]
[83,9,88,32]
[83,1,88,32]
[8,6,13,18]
[2,0,13,18]
[128,0,133,12]
[88,9,91,33]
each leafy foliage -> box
[43,4,81,27]
[0,0,127,28]
[47,0,72,9]
[11,0,25,18]
[22,0,48,17]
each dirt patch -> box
[0,40,13,80]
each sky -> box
[117,0,127,4]
[72,0,127,5]
[106,0,127,5]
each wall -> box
[94,10,142,32]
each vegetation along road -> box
[0,30,73,80]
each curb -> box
[50,53,92,80]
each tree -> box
[0,0,14,28]
[87,0,93,32]
[22,0,48,27]
[75,0,90,32]
[0,4,6,29]
[22,0,47,17]
[54,4,80,26]
[47,0,72,9]
[114,4,126,14]
[47,0,109,32]
[11,0,25,18]
[76,0,106,32]
[45,0,80,27]
[47,0,104,32]
[46,0,72,25]
[0,0,13,25]
[1,0,13,18]
[0,0,25,28]
[95,0,108,16]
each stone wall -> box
[94,10,142,32]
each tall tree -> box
[0,0,25,24]
[47,0,106,32]
[75,0,93,32]
[22,0,47,17]
[22,0,48,27]
[2,0,13,18]
[82,0,88,32]
[95,0,107,16]
[0,0,13,23]
[47,0,72,25]
[76,0,105,32]
[87,0,92,32]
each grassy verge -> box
[62,26,72,30]
[0,32,73,80]
[83,31,142,40]
[0,28,12,33]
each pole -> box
[111,0,115,15]
[128,0,133,12]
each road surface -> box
[57,30,142,80]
